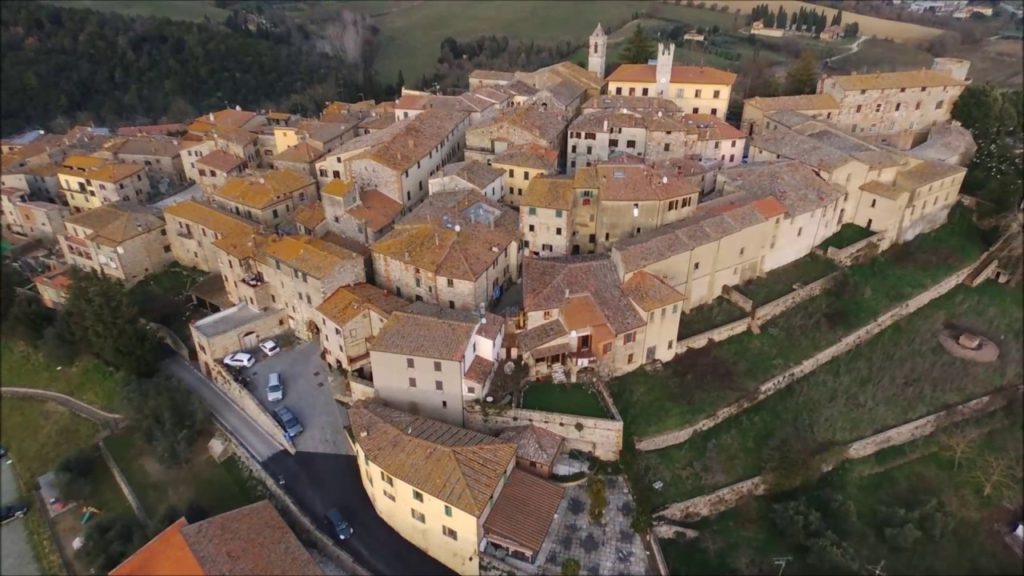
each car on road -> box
[267,373,284,402]
[259,339,281,357]
[1,503,28,523]
[325,508,354,540]
[274,406,304,438]
[223,352,255,368]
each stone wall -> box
[721,285,753,313]
[350,375,377,402]
[655,385,1019,523]
[676,318,751,352]
[464,404,624,460]
[640,261,978,451]
[824,233,883,266]
[751,272,840,324]
[209,362,294,454]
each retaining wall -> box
[751,272,840,324]
[824,233,884,266]
[655,385,1018,523]
[0,387,126,429]
[639,261,977,451]
[98,439,150,527]
[208,363,294,454]
[464,404,623,460]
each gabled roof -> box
[372,301,481,361]
[273,142,324,164]
[317,283,409,327]
[574,164,698,202]
[522,176,575,210]
[65,204,164,245]
[607,64,737,86]
[483,468,564,554]
[582,95,681,112]
[344,108,469,173]
[491,144,559,172]
[257,235,361,279]
[371,190,518,281]
[497,425,564,466]
[346,189,403,232]
[163,200,257,237]
[745,94,839,112]
[215,170,313,209]
[623,270,685,311]
[442,160,505,189]
[470,104,569,148]
[523,254,645,335]
[716,161,844,216]
[197,150,245,173]
[894,159,966,191]
[111,136,182,158]
[293,201,325,230]
[109,518,203,576]
[349,401,516,517]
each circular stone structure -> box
[938,329,1000,363]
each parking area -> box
[1,456,42,576]
[243,341,352,455]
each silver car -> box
[267,373,283,402]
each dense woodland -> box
[0,1,383,136]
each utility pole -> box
[772,556,792,576]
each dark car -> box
[325,508,353,540]
[273,406,304,438]
[1,503,28,523]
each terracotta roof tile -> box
[607,64,737,86]
[273,142,324,164]
[516,319,568,352]
[497,425,564,466]
[349,401,516,516]
[258,235,361,279]
[522,176,575,210]
[348,108,469,172]
[215,170,313,209]
[828,70,966,91]
[163,200,257,237]
[293,201,325,230]
[623,270,685,311]
[197,150,245,173]
[442,160,505,189]
[316,283,408,327]
[483,468,564,554]
[65,204,164,245]
[346,189,403,232]
[110,518,204,576]
[372,302,479,361]
[745,94,839,112]
[585,164,699,202]
[491,144,559,172]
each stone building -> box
[520,177,575,257]
[58,204,173,285]
[321,179,403,246]
[58,156,151,213]
[314,283,409,374]
[371,190,520,311]
[465,104,568,164]
[427,160,505,201]
[210,169,317,229]
[490,144,560,207]
[162,200,258,272]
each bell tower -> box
[588,23,607,79]
[655,42,675,98]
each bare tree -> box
[939,427,973,471]
[971,455,1015,498]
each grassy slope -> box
[41,0,229,22]
[631,281,1022,507]
[611,208,987,440]
[0,341,128,413]
[103,430,263,521]
[659,415,1023,575]
[736,254,837,306]
[828,37,933,75]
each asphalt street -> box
[161,355,452,576]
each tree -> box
[587,476,608,523]
[620,24,656,64]
[39,314,79,366]
[842,22,859,38]
[0,262,21,323]
[124,374,208,466]
[396,69,405,92]
[63,270,163,376]
[971,455,1016,500]
[6,293,52,343]
[784,51,819,96]
[55,448,100,501]
[561,558,581,576]
[776,6,787,29]
[831,9,843,27]
[80,514,149,573]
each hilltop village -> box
[3,20,1004,576]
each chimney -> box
[603,119,609,132]
[564,288,570,298]
[209,113,215,122]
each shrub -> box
[55,448,100,502]
[561,558,581,576]
[588,476,608,523]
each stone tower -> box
[588,23,607,79]
[655,42,675,98]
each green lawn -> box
[629,281,1022,509]
[42,0,230,22]
[737,254,837,306]
[103,429,264,521]
[819,223,876,251]
[612,208,988,441]
[829,37,933,74]
[659,415,1023,575]
[677,297,748,340]
[0,341,127,413]
[521,382,609,418]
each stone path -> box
[542,476,647,575]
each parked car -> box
[267,373,284,402]
[223,352,255,368]
[259,339,281,357]
[325,508,354,541]
[1,503,28,523]
[274,406,304,438]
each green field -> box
[659,414,1023,575]
[829,37,932,74]
[677,297,748,340]
[819,223,875,251]
[629,281,1022,509]
[1,341,128,413]
[41,0,229,22]
[611,209,988,441]
[104,430,264,521]
[521,382,609,418]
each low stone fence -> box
[98,439,150,528]
[654,385,1019,523]
[464,404,624,460]
[208,363,294,454]
[349,376,376,402]
[220,425,368,576]
[721,285,753,313]
[0,387,127,431]
[824,233,884,266]
[640,261,977,451]
[751,272,840,324]
[676,318,750,352]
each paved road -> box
[1,458,42,576]
[161,356,452,576]
[244,342,352,455]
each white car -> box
[223,352,255,368]
[267,373,284,402]
[259,339,281,357]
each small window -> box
[627,353,635,364]
[435,380,443,391]
[407,358,415,368]
[555,209,563,218]
[694,261,700,271]
[444,505,453,517]
[870,199,877,208]
[528,207,537,215]
[413,489,423,502]
[434,361,442,372]
[384,490,396,502]
[381,471,394,486]
[411,509,425,523]
[446,278,454,288]
[408,377,417,388]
